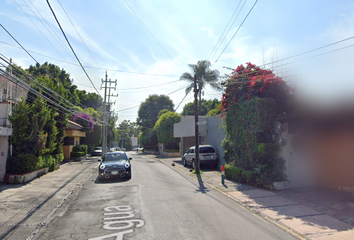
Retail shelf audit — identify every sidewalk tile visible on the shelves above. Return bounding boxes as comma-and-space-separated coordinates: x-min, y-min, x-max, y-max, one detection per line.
279, 214, 353, 235
260, 205, 322, 220
309, 229, 354, 240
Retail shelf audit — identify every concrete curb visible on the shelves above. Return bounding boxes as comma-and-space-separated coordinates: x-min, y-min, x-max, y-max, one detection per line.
148, 155, 307, 240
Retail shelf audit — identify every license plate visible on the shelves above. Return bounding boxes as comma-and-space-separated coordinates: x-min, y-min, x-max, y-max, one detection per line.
111, 171, 118, 175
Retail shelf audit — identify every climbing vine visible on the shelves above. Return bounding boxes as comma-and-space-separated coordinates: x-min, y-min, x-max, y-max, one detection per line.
221, 62, 293, 189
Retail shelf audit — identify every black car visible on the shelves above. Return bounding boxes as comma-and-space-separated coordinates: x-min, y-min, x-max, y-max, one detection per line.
98, 151, 132, 180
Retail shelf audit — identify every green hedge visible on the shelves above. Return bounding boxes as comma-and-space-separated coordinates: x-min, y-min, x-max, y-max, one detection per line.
224, 164, 257, 186
72, 145, 88, 155
6, 153, 63, 174
71, 151, 85, 158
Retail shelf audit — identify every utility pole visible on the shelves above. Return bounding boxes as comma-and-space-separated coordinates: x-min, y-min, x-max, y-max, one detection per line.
101, 72, 108, 156
107, 79, 118, 149
194, 75, 200, 173
101, 72, 118, 156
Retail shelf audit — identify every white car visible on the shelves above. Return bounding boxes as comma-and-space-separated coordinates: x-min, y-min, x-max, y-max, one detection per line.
182, 145, 218, 169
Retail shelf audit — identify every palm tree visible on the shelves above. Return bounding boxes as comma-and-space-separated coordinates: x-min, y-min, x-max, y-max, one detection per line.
179, 60, 221, 115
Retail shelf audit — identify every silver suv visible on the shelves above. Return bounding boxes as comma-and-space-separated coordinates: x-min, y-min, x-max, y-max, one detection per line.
182, 145, 218, 169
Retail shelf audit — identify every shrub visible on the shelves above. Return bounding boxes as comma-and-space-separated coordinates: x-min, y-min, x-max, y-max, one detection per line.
72, 145, 88, 154
71, 151, 85, 158
6, 154, 39, 174
225, 164, 243, 182
242, 170, 257, 185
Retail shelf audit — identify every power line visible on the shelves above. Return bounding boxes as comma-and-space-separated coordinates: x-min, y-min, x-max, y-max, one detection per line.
22, 0, 73, 58
208, 0, 245, 60
15, 0, 82, 85
260, 35, 354, 69
174, 93, 188, 111
0, 41, 180, 78
0, 25, 89, 110
212, 0, 259, 67
0, 24, 37, 63
0, 53, 87, 114
57, 0, 104, 75
46, 0, 101, 96
118, 80, 179, 90
123, 0, 184, 71
117, 83, 190, 113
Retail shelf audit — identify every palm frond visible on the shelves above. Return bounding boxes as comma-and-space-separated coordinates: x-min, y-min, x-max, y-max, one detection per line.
185, 83, 194, 95
209, 82, 223, 91
179, 72, 194, 82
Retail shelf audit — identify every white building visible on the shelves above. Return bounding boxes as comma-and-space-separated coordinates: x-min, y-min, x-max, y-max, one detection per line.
0, 74, 29, 182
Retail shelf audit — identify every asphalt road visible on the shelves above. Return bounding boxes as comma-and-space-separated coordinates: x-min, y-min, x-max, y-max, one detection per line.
38, 152, 299, 240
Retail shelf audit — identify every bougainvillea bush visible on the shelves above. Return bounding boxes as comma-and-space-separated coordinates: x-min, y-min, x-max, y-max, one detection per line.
221, 62, 293, 189
72, 113, 94, 132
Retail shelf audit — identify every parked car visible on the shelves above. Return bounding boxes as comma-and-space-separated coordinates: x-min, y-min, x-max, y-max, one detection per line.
92, 147, 103, 156
182, 145, 218, 169
98, 151, 132, 180
92, 147, 109, 156
109, 147, 115, 152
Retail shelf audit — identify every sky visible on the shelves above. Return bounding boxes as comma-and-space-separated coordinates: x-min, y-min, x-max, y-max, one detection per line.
1, 0, 354, 123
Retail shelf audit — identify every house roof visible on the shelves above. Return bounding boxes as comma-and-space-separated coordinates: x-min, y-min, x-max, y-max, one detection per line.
67, 120, 83, 130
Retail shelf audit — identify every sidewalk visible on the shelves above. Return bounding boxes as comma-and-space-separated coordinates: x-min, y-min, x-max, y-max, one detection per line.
149, 154, 354, 240
0, 157, 98, 240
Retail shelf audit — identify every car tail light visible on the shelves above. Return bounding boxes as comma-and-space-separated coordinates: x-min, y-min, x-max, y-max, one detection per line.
216, 154, 218, 159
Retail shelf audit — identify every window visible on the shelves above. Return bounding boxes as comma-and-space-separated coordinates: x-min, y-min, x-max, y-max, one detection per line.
190, 149, 194, 154
103, 153, 128, 161
199, 147, 215, 153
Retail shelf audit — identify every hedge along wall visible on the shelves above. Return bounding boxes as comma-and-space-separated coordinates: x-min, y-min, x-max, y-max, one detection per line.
221, 62, 293, 189
222, 98, 286, 188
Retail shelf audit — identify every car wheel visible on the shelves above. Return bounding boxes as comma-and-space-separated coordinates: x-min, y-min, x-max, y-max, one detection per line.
192, 159, 195, 170
183, 158, 187, 167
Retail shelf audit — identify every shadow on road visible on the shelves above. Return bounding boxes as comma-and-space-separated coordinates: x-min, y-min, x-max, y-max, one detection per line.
195, 173, 209, 194
94, 176, 131, 184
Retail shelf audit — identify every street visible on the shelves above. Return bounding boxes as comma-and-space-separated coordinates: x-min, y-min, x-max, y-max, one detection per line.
34, 152, 298, 240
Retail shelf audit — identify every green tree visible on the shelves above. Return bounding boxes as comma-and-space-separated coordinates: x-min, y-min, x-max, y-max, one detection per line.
137, 94, 174, 129
154, 111, 181, 149
116, 120, 139, 150
43, 109, 59, 155
8, 99, 33, 155
180, 60, 221, 115
30, 97, 51, 156
181, 98, 221, 116
27, 62, 79, 104
77, 90, 103, 110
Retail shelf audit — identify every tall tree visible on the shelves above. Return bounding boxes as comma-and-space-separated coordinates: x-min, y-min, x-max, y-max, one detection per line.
137, 94, 174, 129
154, 111, 181, 149
179, 60, 221, 115
181, 98, 221, 116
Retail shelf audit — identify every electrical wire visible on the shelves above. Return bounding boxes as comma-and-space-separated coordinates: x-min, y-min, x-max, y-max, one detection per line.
0, 55, 92, 121
212, 0, 259, 67
208, 0, 246, 60
57, 0, 104, 75
123, 0, 184, 72
46, 0, 101, 96
0, 41, 180, 77
117, 83, 190, 113
15, 0, 83, 86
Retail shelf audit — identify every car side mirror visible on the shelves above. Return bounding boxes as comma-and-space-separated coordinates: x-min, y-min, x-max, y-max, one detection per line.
129, 157, 132, 160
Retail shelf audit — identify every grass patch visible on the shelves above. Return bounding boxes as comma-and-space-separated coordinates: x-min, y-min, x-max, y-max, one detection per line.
192, 170, 203, 174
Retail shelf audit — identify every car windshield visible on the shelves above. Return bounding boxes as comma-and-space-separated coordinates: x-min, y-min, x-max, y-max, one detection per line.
103, 153, 128, 162
95, 147, 102, 150
199, 147, 215, 153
